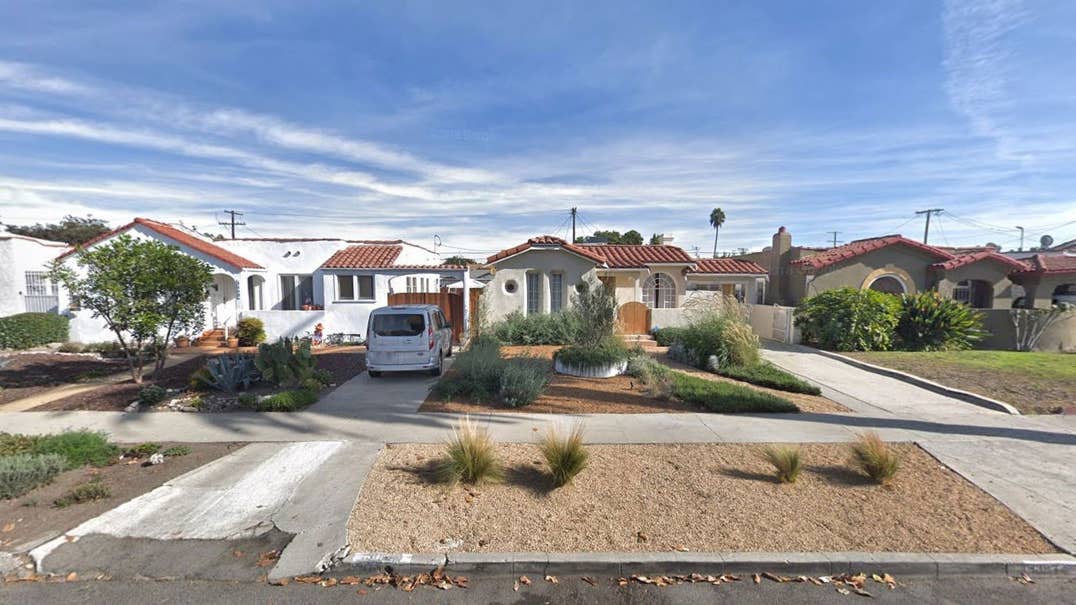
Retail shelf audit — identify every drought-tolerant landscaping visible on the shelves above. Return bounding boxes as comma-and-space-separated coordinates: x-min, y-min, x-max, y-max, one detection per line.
349, 440, 1057, 554
0, 431, 237, 550
0, 351, 127, 406
842, 350, 1076, 414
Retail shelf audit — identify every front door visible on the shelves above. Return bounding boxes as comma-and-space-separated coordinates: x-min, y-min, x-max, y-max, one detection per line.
210, 276, 234, 328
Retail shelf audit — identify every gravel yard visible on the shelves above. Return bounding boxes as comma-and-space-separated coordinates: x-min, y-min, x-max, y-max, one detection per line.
348, 443, 1057, 554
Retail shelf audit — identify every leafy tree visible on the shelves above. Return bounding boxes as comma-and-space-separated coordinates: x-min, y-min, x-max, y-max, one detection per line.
442, 255, 476, 266
709, 207, 726, 258
50, 235, 214, 382
621, 230, 644, 245
650, 233, 664, 245
6, 215, 111, 245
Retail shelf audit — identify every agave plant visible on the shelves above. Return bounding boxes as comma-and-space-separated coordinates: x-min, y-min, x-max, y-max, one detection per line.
199, 354, 258, 393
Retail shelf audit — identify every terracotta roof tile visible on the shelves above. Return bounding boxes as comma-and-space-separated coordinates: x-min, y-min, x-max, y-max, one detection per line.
577, 244, 694, 268
320, 245, 402, 269
1012, 253, 1076, 275
56, 218, 264, 270
486, 236, 606, 265
931, 250, 1029, 272
689, 258, 768, 274
790, 235, 953, 271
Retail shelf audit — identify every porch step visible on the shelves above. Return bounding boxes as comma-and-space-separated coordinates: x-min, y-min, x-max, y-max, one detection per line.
622, 334, 659, 348
198, 328, 228, 347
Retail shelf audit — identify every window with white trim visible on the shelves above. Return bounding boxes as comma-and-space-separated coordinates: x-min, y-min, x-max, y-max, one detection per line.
642, 272, 676, 309
526, 272, 542, 314
336, 275, 374, 301
279, 275, 314, 310
549, 273, 563, 312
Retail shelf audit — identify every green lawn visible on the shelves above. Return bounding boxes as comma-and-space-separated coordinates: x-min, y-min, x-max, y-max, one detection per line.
844, 351, 1075, 414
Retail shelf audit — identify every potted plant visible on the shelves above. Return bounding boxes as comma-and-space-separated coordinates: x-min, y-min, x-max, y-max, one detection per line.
174, 335, 190, 348
227, 335, 240, 348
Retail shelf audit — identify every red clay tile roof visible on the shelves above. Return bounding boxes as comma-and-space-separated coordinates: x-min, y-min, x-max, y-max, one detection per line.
320, 245, 402, 269
689, 258, 768, 275
486, 236, 607, 265
1012, 253, 1076, 275
56, 217, 264, 270
790, 235, 954, 271
931, 250, 1030, 272
577, 244, 694, 268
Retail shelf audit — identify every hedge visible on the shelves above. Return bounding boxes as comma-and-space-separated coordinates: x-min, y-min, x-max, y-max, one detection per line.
0, 312, 69, 349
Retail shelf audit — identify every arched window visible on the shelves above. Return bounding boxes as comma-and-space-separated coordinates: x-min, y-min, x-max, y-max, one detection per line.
867, 275, 906, 295
247, 275, 265, 311
642, 272, 677, 309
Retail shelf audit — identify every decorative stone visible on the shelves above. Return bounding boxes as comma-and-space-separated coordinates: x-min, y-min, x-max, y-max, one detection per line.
124, 401, 141, 413
554, 358, 628, 378
148, 453, 165, 465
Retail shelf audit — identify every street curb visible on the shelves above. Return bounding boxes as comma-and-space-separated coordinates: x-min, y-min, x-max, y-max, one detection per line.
329, 551, 1076, 578
814, 350, 1021, 415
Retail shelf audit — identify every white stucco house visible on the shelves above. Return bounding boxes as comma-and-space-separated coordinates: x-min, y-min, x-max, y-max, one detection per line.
482, 235, 768, 332
56, 218, 469, 343
0, 232, 70, 317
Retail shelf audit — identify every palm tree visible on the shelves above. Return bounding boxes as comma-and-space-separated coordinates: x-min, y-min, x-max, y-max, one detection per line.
709, 207, 726, 257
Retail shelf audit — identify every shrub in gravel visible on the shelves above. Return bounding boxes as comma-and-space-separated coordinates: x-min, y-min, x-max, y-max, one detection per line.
124, 442, 161, 458
0, 453, 68, 499
760, 445, 802, 483
161, 445, 192, 457
138, 384, 167, 406
54, 479, 111, 508
498, 358, 551, 407
31, 430, 118, 467
0, 433, 42, 456
257, 388, 318, 412
539, 424, 589, 487
437, 417, 502, 485
431, 338, 506, 401
849, 432, 900, 485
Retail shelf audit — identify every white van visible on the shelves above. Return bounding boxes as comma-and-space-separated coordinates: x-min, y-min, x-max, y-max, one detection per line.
366, 305, 453, 377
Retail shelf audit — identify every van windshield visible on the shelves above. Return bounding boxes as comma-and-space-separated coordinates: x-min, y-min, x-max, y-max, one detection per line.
372, 313, 425, 337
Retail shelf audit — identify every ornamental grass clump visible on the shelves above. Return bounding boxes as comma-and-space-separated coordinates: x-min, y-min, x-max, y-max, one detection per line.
437, 417, 502, 486
539, 424, 589, 488
849, 432, 900, 485
760, 445, 802, 483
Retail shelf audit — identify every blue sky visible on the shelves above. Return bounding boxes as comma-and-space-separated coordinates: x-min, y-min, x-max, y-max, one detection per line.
1, 0, 1074, 258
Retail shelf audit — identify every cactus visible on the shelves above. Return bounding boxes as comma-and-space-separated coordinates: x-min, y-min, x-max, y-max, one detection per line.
199, 354, 258, 393
254, 337, 317, 387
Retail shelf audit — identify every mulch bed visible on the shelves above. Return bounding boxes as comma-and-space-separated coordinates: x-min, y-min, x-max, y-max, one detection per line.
0, 442, 240, 551
419, 345, 848, 414
349, 443, 1059, 554
0, 354, 127, 406
311, 346, 367, 393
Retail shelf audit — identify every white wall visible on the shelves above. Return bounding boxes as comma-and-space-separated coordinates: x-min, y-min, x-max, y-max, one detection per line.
0, 235, 69, 317
484, 249, 599, 322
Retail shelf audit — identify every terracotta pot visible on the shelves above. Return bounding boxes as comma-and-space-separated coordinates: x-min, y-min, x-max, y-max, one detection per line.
174, 336, 190, 348
302, 304, 313, 311
227, 337, 240, 348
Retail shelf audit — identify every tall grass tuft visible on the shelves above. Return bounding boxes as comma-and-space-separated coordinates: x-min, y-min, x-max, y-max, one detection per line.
538, 423, 589, 487
760, 445, 802, 483
437, 417, 502, 485
849, 432, 900, 485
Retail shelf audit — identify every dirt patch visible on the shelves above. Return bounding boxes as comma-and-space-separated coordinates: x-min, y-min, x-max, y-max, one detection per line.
349, 443, 1057, 554
311, 346, 367, 392
0, 354, 126, 405
0, 442, 240, 551
420, 345, 846, 414
30, 356, 207, 411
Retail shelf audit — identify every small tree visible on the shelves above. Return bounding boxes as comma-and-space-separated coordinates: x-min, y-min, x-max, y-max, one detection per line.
1011, 304, 1073, 351
570, 279, 618, 346
50, 235, 214, 382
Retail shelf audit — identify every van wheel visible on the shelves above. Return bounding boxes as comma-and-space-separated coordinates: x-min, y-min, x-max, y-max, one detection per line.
369, 370, 382, 378
430, 354, 443, 377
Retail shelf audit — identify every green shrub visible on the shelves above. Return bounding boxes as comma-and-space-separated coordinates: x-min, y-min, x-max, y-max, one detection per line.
255, 337, 316, 387
312, 368, 334, 386
539, 424, 588, 487
670, 372, 798, 413
896, 292, 984, 351
849, 432, 900, 485
625, 353, 674, 398
188, 395, 205, 410
431, 338, 505, 401
570, 280, 618, 347
237, 392, 258, 409
257, 388, 318, 411
301, 377, 325, 393
795, 288, 901, 351
0, 453, 68, 499
491, 311, 581, 345
58, 342, 86, 353
235, 317, 267, 347
0, 433, 42, 457
124, 442, 161, 458
138, 385, 167, 405
675, 299, 760, 370
716, 363, 821, 395
85, 341, 123, 357
437, 417, 502, 485
31, 430, 118, 467
0, 312, 69, 349
554, 341, 629, 369
54, 480, 111, 508
652, 327, 687, 347
498, 358, 551, 407
161, 445, 191, 457
760, 445, 802, 483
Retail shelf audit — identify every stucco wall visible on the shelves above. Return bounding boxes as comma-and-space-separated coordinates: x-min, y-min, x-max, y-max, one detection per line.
484, 249, 598, 322
0, 236, 69, 317
1014, 274, 1076, 309
935, 261, 1017, 308
799, 246, 941, 303
977, 308, 1076, 352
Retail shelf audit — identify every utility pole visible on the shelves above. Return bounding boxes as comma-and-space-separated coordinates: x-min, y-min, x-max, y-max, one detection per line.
570, 207, 577, 242
218, 210, 245, 240
1016, 226, 1024, 251
915, 208, 943, 244
827, 231, 841, 248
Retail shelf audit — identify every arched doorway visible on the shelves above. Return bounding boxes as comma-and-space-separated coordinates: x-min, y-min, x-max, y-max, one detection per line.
867, 275, 907, 295
954, 279, 994, 308
642, 272, 677, 309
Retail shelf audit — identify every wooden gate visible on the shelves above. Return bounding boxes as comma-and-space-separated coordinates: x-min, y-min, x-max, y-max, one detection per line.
617, 301, 651, 334
387, 290, 481, 344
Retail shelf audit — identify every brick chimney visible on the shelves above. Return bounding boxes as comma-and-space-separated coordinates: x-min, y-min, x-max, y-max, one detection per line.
769, 226, 792, 304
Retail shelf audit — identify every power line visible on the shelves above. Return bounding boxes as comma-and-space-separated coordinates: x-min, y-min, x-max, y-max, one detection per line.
218, 209, 245, 240
915, 208, 944, 244
826, 231, 841, 248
